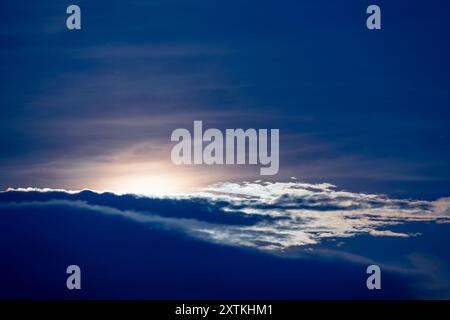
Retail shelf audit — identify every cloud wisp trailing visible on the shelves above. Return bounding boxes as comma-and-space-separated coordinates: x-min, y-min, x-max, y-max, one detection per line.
3, 180, 450, 251
194, 181, 450, 249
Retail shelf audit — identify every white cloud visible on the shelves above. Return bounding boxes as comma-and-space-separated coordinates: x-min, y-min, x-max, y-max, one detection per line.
193, 181, 450, 249
3, 181, 450, 251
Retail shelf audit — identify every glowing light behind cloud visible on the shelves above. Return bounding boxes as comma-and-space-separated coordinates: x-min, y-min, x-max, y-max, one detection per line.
38, 142, 275, 196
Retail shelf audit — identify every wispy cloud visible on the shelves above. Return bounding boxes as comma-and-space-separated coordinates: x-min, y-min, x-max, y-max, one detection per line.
4, 180, 450, 251
194, 181, 450, 249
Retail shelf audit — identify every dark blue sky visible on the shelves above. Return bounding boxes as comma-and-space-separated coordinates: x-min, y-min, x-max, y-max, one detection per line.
1, 0, 450, 199
3, 189, 449, 299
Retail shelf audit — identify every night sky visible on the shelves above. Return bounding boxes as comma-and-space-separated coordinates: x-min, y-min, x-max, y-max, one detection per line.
1, 0, 450, 300
1, 0, 450, 198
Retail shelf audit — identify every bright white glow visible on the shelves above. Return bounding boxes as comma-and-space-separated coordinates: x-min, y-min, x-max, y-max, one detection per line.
107, 173, 190, 196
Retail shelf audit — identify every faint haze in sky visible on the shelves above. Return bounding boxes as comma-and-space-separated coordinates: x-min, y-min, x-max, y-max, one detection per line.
0, 0, 449, 199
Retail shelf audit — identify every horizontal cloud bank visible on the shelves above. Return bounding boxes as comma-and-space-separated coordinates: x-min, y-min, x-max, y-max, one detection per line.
3, 181, 450, 251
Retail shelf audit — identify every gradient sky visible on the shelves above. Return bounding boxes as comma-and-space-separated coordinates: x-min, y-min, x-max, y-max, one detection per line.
1, 0, 450, 198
